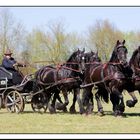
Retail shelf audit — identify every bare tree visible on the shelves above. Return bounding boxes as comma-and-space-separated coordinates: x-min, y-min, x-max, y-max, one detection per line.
123, 31, 140, 60
87, 19, 124, 61
25, 20, 82, 66
0, 9, 25, 61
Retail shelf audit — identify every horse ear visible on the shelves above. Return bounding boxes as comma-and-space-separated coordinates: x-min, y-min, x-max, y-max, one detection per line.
96, 50, 98, 55
95, 51, 98, 57
90, 50, 93, 53
77, 48, 80, 53
138, 46, 140, 53
82, 48, 85, 53
116, 40, 120, 46
122, 40, 125, 45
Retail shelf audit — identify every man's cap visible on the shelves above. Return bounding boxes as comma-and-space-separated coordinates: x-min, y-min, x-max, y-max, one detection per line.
4, 49, 12, 55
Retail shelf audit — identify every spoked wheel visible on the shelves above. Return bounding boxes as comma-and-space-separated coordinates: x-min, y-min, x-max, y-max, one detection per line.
20, 98, 25, 113
31, 93, 48, 113
5, 90, 24, 113
0, 96, 2, 110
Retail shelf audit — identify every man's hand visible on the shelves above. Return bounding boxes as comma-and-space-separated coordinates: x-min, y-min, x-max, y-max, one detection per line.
16, 62, 26, 67
13, 63, 18, 67
22, 64, 26, 67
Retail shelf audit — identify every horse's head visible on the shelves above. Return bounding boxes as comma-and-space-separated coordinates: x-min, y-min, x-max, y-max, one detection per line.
85, 51, 101, 63
135, 46, 140, 67
110, 40, 128, 66
130, 46, 140, 69
80, 50, 101, 72
66, 48, 85, 73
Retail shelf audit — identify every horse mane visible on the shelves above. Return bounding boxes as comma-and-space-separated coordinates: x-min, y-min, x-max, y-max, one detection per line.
109, 41, 126, 62
66, 50, 78, 62
129, 48, 139, 65
109, 50, 117, 62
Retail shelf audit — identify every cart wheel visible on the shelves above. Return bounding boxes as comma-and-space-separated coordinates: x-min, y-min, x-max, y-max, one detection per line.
31, 94, 48, 113
0, 96, 2, 110
5, 90, 24, 113
20, 99, 25, 113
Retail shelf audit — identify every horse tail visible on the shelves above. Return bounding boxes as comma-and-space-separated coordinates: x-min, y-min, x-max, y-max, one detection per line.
97, 87, 109, 103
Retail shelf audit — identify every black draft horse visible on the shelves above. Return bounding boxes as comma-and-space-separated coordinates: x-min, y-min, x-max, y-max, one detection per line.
33, 49, 85, 114
128, 46, 140, 104
81, 51, 102, 114
129, 46, 140, 92
81, 40, 138, 116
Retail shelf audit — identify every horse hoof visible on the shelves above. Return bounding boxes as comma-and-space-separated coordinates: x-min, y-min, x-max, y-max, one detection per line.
80, 108, 86, 114
48, 105, 56, 114
126, 100, 135, 108
69, 106, 76, 114
113, 111, 126, 117
113, 110, 120, 117
63, 107, 68, 113
55, 102, 64, 110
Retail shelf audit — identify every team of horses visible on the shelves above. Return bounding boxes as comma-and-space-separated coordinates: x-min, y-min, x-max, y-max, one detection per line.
32, 40, 140, 116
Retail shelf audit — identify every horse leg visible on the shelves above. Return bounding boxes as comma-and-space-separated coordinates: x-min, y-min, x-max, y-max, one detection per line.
82, 87, 93, 114
110, 93, 120, 116
95, 90, 104, 116
55, 90, 68, 112
96, 86, 109, 116
86, 91, 94, 114
82, 88, 89, 107
126, 80, 138, 108
48, 93, 57, 114
75, 88, 85, 114
60, 89, 69, 110
118, 94, 125, 116
69, 90, 77, 114
112, 86, 125, 116
126, 92, 138, 108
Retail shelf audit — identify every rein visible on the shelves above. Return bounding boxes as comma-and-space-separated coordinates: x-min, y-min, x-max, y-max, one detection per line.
85, 61, 122, 65
82, 61, 127, 88
54, 61, 83, 73
57, 64, 81, 73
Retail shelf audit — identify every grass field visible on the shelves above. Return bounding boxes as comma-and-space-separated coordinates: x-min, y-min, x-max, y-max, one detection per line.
0, 91, 140, 135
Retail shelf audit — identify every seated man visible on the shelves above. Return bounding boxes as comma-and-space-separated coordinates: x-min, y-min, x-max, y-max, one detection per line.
2, 48, 26, 85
